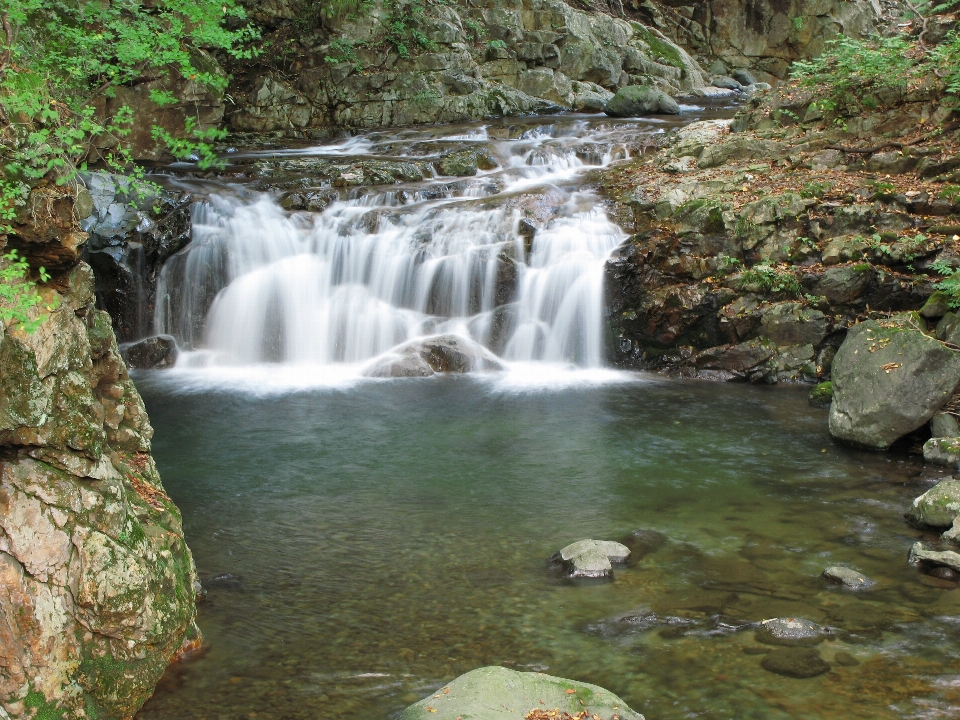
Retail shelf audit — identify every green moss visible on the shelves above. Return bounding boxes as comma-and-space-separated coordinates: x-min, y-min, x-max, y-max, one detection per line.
809, 381, 833, 407
24, 689, 66, 720
631, 23, 684, 68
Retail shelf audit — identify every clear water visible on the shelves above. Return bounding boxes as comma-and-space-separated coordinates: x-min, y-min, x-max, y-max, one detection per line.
135, 375, 960, 720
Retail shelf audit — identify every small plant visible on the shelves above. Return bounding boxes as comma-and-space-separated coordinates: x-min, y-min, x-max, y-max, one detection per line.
800, 181, 832, 199
488, 39, 508, 51
930, 258, 956, 276
716, 254, 743, 275
870, 180, 897, 195
738, 262, 802, 296
936, 271, 960, 308
0, 249, 53, 333
324, 39, 364, 73
464, 19, 486, 41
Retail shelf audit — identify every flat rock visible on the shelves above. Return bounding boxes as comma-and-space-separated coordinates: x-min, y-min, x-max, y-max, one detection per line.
551, 539, 631, 580
822, 566, 875, 589
909, 542, 960, 572
756, 617, 829, 646
400, 666, 644, 720
905, 477, 960, 527
760, 648, 830, 678
828, 317, 960, 449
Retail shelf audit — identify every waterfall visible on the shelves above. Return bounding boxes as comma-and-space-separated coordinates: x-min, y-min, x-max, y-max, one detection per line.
153, 118, 648, 375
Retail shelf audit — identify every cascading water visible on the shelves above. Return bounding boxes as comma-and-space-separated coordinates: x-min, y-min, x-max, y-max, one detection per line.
153, 117, 665, 378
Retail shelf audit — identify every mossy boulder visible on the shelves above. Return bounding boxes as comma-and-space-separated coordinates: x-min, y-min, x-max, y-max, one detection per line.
809, 381, 833, 407
437, 148, 498, 177
400, 666, 644, 720
906, 478, 960, 527
828, 317, 960, 448
923, 437, 960, 467
604, 85, 680, 117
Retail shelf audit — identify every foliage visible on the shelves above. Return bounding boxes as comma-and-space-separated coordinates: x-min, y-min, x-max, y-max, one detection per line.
790, 34, 915, 114
385, 0, 437, 58
936, 271, 960, 308
324, 39, 364, 72
738, 262, 802, 295
0, 249, 53, 333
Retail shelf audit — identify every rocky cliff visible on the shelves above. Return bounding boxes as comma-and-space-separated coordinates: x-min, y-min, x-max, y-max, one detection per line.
0, 188, 199, 720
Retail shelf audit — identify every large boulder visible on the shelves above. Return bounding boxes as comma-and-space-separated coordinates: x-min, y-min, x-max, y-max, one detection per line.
362, 334, 505, 378
905, 478, 960, 528
400, 666, 644, 720
604, 85, 680, 117
829, 318, 960, 448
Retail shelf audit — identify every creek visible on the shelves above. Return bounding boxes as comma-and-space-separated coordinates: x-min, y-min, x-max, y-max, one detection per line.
132, 106, 960, 719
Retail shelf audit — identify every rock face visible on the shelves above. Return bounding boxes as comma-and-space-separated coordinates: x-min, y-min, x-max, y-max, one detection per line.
634, 0, 879, 81
362, 334, 505, 378
228, 0, 704, 131
604, 85, 680, 116
400, 666, 644, 720
551, 539, 631, 579
1, 190, 198, 720
905, 478, 960, 528
828, 318, 960, 449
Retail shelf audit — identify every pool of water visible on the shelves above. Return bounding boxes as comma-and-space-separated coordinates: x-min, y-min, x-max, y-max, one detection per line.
135, 373, 960, 720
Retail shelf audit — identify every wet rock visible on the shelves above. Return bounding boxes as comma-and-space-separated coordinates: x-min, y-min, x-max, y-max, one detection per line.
943, 516, 960, 542
400, 666, 644, 720
760, 648, 830, 678
550, 539, 630, 580
922, 437, 960, 467
604, 85, 680, 117
822, 566, 875, 589
621, 529, 667, 564
909, 542, 960, 572
436, 148, 498, 177
755, 617, 829, 646
931, 412, 960, 438
361, 334, 504, 378
833, 651, 860, 667
809, 381, 833, 408
928, 565, 959, 580
921, 291, 951, 318
828, 316, 960, 449
758, 302, 828, 347
119, 335, 179, 370
906, 477, 960, 528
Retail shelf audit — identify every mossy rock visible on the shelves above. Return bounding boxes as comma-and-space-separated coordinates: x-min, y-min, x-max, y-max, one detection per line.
400, 666, 644, 720
906, 477, 960, 527
809, 381, 833, 407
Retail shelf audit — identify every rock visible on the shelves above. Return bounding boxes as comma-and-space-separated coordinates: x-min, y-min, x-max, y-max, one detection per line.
813, 264, 874, 304
621, 529, 667, 562
712, 75, 742, 90
604, 85, 680, 117
731, 68, 758, 86
921, 291, 951, 318
923, 437, 960, 467
828, 317, 960, 449
755, 617, 829, 646
437, 148, 498, 177
760, 648, 831, 678
905, 477, 960, 528
697, 136, 779, 169
570, 80, 614, 112
399, 666, 644, 720
550, 539, 631, 580
930, 413, 960, 438
362, 334, 505, 378
120, 335, 179, 370
909, 542, 960, 572
937, 312, 960, 345
758, 302, 828, 347
809, 381, 833, 407
943, 516, 960, 542
708, 59, 729, 76
833, 651, 860, 667
822, 566, 875, 589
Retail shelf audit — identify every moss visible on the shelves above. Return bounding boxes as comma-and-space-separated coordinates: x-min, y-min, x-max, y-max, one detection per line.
809, 381, 833, 407
24, 689, 66, 720
631, 23, 684, 68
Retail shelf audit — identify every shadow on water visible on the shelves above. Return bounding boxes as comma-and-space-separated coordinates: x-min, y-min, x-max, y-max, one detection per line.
136, 375, 960, 720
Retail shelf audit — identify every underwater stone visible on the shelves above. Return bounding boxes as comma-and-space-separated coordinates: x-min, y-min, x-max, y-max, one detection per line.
760, 648, 830, 678
822, 566, 875, 589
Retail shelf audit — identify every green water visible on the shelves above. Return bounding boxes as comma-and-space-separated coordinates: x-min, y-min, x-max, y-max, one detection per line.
135, 374, 960, 720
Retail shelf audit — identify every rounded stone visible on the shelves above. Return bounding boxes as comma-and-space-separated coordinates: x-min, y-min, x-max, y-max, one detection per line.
760, 648, 830, 678
756, 617, 828, 646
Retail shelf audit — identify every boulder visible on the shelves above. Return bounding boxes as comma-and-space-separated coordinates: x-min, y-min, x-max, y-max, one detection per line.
570, 80, 614, 112
822, 566, 875, 589
758, 302, 828, 347
923, 437, 960, 467
921, 291, 951, 318
937, 311, 960, 345
909, 542, 960, 572
760, 648, 830, 679
550, 539, 630, 580
400, 666, 644, 720
362, 334, 505, 378
697, 136, 779, 169
604, 85, 680, 117
905, 477, 960, 528
731, 68, 758, 86
712, 76, 742, 90
828, 318, 960, 449
932, 412, 960, 437
436, 148, 498, 177
120, 335, 179, 370
808, 381, 833, 408
755, 617, 829, 646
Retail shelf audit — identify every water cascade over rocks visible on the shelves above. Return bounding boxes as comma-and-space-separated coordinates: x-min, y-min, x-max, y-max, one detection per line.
152, 116, 696, 380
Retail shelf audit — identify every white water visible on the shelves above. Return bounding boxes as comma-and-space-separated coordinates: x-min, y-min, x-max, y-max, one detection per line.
153, 118, 659, 384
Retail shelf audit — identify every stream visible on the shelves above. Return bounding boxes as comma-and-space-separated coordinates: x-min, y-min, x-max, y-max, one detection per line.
132, 105, 960, 719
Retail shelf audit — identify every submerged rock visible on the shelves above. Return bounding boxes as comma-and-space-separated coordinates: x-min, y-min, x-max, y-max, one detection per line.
905, 477, 960, 528
551, 539, 631, 580
120, 334, 179, 369
822, 566, 875, 589
756, 617, 829, 646
760, 648, 830, 678
362, 334, 505, 378
828, 317, 960, 449
604, 85, 680, 117
400, 666, 644, 720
